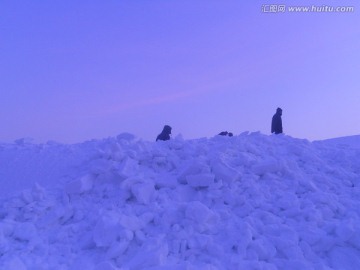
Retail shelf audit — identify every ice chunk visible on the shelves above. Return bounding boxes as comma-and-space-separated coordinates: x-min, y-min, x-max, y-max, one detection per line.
106, 240, 129, 259
178, 160, 211, 183
13, 222, 38, 242
329, 246, 360, 270
95, 261, 120, 270
185, 201, 213, 223
70, 256, 95, 270
0, 257, 27, 270
124, 241, 169, 269
65, 174, 93, 194
117, 157, 139, 179
14, 137, 34, 146
117, 132, 136, 141
154, 175, 178, 189
131, 182, 156, 204
211, 160, 240, 184
31, 182, 46, 201
93, 214, 121, 247
335, 222, 355, 241
247, 238, 276, 261
186, 173, 215, 187
119, 215, 143, 231
252, 158, 281, 176
0, 229, 9, 254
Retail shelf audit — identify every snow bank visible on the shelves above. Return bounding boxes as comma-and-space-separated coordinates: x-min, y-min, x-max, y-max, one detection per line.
1, 132, 360, 269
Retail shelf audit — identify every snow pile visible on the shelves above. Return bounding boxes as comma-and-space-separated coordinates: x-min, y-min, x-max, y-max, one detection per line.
1, 133, 360, 269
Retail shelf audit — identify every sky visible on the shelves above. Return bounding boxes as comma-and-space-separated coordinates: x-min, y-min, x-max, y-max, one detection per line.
1, 0, 360, 143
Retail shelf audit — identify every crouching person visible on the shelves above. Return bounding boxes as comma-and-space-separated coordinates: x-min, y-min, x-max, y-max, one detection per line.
218, 131, 233, 137
156, 125, 172, 141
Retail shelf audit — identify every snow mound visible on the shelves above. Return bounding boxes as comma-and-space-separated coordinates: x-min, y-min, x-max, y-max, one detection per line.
1, 133, 360, 269
316, 135, 360, 149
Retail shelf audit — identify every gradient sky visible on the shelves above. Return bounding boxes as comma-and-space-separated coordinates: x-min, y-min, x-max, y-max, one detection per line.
1, 1, 360, 143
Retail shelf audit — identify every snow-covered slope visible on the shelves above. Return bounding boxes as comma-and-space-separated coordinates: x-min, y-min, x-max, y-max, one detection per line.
316, 135, 360, 149
1, 132, 360, 270
0, 139, 100, 197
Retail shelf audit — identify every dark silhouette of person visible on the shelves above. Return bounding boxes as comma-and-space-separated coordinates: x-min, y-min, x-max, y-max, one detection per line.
271, 108, 283, 134
218, 131, 233, 137
156, 125, 172, 141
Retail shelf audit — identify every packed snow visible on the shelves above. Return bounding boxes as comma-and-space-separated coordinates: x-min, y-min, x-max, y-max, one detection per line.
1, 132, 360, 269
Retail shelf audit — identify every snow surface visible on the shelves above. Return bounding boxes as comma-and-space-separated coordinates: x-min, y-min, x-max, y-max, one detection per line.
316, 135, 360, 149
1, 132, 360, 269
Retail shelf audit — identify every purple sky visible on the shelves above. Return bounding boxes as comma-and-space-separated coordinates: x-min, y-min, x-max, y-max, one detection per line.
1, 1, 360, 143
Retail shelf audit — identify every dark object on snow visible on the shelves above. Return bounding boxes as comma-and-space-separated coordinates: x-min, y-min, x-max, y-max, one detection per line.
219, 131, 233, 137
156, 125, 172, 141
271, 108, 283, 134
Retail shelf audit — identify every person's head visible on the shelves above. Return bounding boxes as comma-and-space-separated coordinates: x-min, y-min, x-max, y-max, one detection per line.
276, 107, 282, 116
163, 125, 172, 134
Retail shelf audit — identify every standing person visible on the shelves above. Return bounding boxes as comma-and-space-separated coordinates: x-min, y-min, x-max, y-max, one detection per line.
271, 108, 283, 134
156, 125, 172, 141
